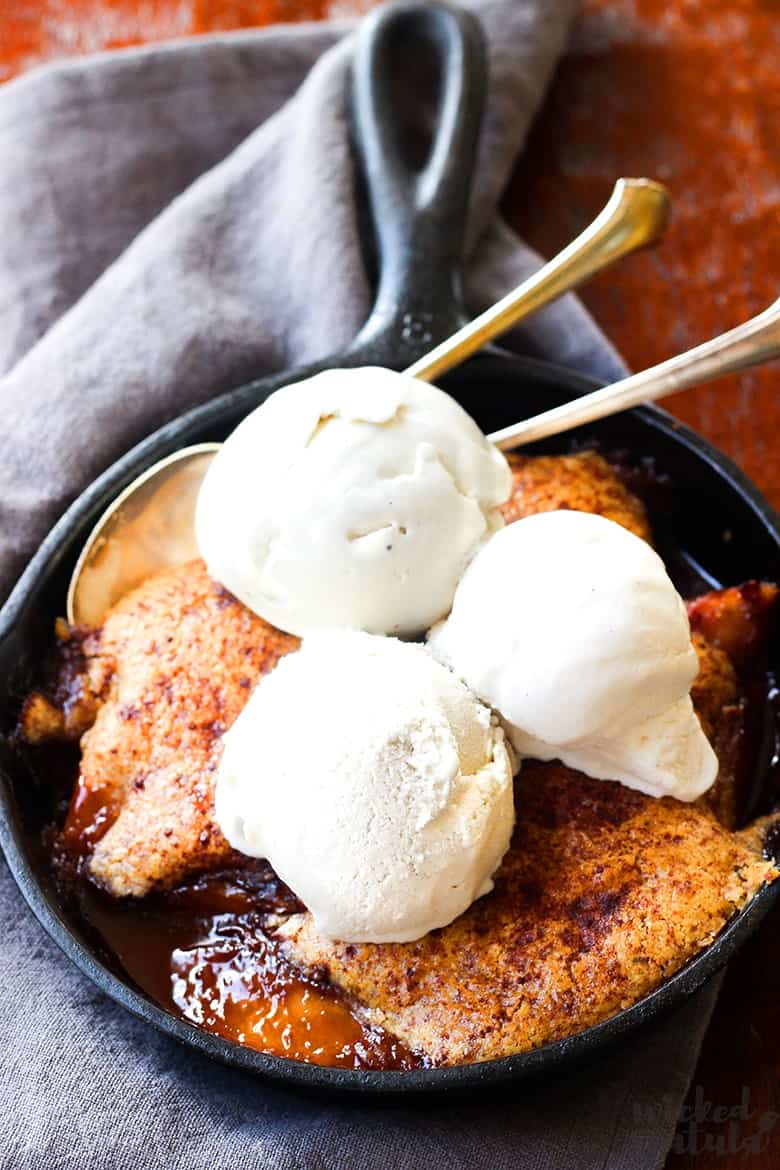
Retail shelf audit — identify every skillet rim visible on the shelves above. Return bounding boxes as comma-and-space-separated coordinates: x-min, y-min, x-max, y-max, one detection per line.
1, 350, 779, 1096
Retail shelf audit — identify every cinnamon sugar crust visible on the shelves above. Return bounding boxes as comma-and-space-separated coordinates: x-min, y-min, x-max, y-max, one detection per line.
278, 761, 775, 1065
29, 561, 298, 897
502, 451, 652, 541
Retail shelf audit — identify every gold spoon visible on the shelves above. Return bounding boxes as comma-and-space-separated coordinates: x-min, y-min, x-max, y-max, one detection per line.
67, 178, 668, 626
488, 294, 780, 451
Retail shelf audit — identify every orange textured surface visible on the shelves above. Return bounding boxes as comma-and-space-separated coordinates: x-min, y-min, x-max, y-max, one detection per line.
0, 1, 344, 80
506, 0, 780, 514
2, 0, 779, 1164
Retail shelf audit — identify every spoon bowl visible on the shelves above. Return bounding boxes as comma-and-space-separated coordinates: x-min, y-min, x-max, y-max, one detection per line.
67, 443, 220, 627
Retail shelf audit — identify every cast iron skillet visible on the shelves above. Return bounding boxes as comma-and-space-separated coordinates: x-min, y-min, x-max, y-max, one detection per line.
1, 0, 779, 1095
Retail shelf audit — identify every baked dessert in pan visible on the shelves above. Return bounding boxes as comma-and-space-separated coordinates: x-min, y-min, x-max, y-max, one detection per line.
18, 451, 778, 1069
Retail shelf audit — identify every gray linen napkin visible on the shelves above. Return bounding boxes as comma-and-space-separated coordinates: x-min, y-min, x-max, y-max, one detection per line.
0, 4, 715, 1167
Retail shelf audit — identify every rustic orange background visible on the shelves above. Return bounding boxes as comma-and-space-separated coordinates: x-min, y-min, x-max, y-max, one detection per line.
2, 1, 779, 1165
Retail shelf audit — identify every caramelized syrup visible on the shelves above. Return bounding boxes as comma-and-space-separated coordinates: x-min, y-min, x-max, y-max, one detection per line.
72, 864, 422, 1070
62, 779, 117, 852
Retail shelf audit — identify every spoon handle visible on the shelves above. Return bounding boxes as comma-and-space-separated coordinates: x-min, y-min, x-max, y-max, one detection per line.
489, 297, 780, 451
404, 177, 670, 383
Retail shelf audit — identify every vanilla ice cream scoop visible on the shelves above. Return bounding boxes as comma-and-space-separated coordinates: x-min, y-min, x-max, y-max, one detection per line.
196, 366, 511, 637
215, 632, 515, 943
428, 510, 717, 800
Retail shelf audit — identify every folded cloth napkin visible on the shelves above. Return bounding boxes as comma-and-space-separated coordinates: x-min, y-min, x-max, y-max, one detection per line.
0, 3, 716, 1167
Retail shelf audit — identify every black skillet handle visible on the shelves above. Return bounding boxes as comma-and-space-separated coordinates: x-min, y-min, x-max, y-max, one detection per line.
346, 0, 486, 369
